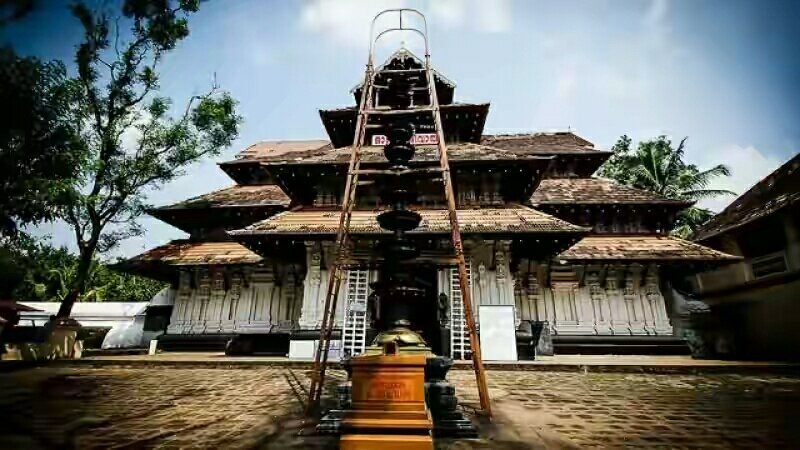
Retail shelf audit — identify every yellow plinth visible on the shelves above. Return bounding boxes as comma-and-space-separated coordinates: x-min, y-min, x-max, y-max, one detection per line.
340, 352, 433, 450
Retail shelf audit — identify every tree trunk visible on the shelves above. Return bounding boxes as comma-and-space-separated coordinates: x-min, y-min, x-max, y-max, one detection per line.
56, 246, 94, 318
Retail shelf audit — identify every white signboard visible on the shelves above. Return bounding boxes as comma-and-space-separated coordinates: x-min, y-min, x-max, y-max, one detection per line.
288, 339, 343, 361
371, 133, 439, 146
478, 305, 518, 361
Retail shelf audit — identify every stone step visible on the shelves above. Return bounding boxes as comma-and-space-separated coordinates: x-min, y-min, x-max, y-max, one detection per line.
340, 434, 433, 450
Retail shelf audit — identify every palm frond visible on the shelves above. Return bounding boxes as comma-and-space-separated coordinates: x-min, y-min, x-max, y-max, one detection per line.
689, 164, 731, 189
681, 189, 736, 200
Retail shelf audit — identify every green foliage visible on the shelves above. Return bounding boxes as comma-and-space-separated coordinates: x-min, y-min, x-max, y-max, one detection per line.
0, 234, 164, 303
49, 0, 241, 316
599, 135, 735, 238
0, 47, 85, 234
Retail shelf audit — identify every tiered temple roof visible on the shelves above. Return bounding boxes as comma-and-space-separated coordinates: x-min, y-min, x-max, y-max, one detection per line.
229, 206, 588, 238
532, 178, 692, 205
120, 47, 737, 280
558, 236, 739, 262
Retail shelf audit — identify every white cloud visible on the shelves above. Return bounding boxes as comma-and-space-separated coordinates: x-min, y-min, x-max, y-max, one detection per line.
474, 0, 512, 33
696, 145, 783, 213
299, 0, 513, 49
643, 0, 669, 29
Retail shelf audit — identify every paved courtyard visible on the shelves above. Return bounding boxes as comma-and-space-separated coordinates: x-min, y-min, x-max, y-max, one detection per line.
1, 366, 799, 449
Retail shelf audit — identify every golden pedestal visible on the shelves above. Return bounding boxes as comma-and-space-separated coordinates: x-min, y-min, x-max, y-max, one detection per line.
339, 350, 433, 450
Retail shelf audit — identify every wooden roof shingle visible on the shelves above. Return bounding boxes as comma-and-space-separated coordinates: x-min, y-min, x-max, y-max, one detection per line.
124, 240, 262, 266
155, 185, 290, 210
230, 206, 588, 237
480, 132, 602, 154
531, 178, 692, 205
558, 236, 741, 262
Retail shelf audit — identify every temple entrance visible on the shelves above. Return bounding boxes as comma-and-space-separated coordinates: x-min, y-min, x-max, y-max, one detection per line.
407, 265, 444, 355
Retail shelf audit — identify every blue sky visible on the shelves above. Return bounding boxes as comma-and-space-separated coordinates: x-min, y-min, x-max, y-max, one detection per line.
3, 0, 799, 259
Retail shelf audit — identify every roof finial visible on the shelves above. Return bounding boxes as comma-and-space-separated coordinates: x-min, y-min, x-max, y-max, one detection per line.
400, 40, 407, 49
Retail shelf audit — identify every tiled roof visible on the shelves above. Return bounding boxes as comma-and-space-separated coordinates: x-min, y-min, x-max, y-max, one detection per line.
558, 236, 741, 261
531, 178, 692, 205
124, 240, 262, 266
156, 185, 290, 210
232, 132, 604, 163
480, 132, 603, 154
235, 140, 331, 161
259, 143, 547, 165
230, 206, 588, 237
695, 153, 800, 241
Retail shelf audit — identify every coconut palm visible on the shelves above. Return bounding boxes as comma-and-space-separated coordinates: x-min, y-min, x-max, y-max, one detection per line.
599, 135, 734, 238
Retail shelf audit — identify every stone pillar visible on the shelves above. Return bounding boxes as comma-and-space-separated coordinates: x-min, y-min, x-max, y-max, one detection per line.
624, 265, 647, 335
234, 268, 255, 331
606, 266, 631, 335
299, 242, 324, 329
167, 271, 191, 334
220, 272, 242, 333
550, 265, 594, 335
191, 270, 211, 334
645, 266, 673, 335
493, 241, 516, 308
205, 271, 226, 333
587, 268, 612, 335
247, 269, 275, 332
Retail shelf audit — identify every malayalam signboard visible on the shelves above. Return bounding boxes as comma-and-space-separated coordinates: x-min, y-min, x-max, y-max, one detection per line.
371, 133, 439, 146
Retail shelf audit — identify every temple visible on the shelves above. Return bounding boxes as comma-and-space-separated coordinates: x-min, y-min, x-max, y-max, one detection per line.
119, 49, 738, 357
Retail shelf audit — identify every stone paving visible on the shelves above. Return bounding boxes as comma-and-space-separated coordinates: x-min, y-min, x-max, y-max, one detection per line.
1, 366, 799, 449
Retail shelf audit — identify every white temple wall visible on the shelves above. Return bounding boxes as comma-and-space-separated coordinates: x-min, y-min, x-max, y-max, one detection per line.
297, 242, 348, 329
513, 262, 674, 336
166, 241, 672, 339
465, 240, 516, 326
167, 264, 303, 335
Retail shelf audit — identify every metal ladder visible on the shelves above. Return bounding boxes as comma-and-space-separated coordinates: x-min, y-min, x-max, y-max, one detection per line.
341, 270, 370, 357
307, 8, 492, 418
449, 262, 472, 361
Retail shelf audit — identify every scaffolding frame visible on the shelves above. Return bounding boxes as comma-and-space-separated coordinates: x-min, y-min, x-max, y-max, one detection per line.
306, 8, 492, 418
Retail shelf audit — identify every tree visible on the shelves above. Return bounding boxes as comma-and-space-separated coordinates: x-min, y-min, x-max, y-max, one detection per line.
598, 135, 734, 238
0, 48, 84, 234
54, 0, 240, 318
0, 237, 164, 303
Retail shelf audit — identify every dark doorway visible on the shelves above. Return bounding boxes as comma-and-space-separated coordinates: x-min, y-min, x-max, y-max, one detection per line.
407, 265, 443, 355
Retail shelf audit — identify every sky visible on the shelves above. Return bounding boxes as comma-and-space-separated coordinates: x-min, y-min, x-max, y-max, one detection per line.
3, 0, 799, 259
